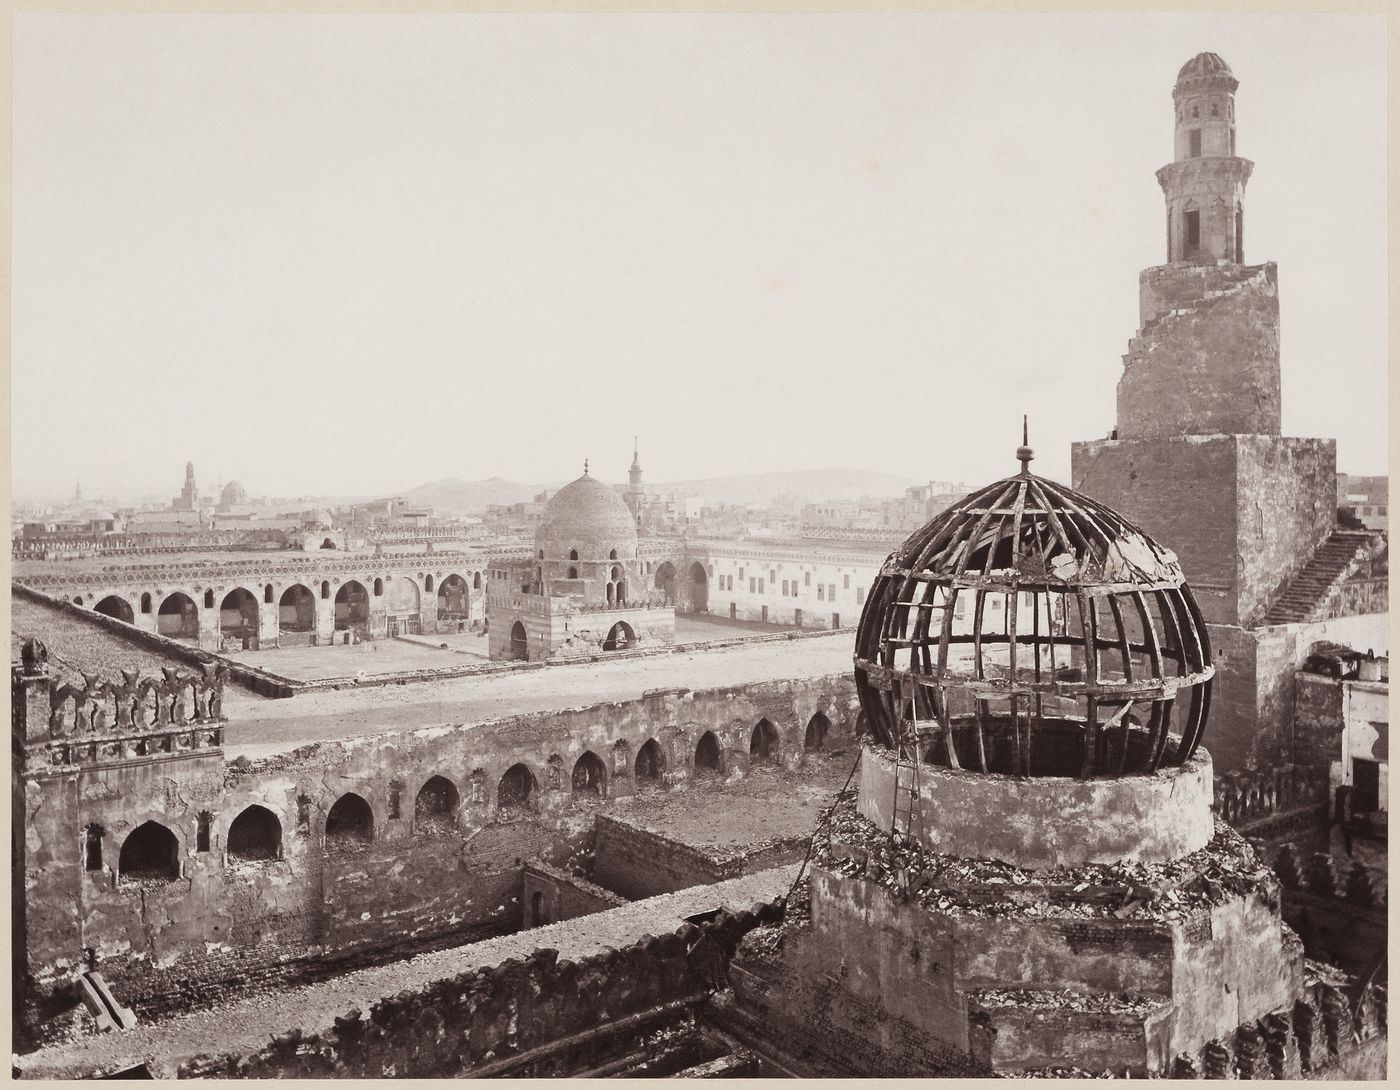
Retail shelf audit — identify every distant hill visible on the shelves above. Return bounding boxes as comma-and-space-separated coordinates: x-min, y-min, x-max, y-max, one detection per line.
391, 477, 542, 515
654, 469, 920, 507
390, 469, 921, 515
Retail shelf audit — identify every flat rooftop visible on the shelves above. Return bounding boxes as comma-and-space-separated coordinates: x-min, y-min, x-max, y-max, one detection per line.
226, 631, 854, 758
607, 757, 854, 857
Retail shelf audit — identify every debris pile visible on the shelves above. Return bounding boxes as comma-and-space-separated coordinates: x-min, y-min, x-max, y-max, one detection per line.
813, 795, 1275, 922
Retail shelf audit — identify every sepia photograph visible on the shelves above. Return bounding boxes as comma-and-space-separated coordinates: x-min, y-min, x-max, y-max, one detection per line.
8, 8, 1389, 1079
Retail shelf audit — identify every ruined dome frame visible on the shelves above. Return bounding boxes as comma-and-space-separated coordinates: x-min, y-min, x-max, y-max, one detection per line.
853, 452, 1213, 779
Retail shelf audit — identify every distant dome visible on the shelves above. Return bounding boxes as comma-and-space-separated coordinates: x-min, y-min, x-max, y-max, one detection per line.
853, 451, 1213, 778
219, 480, 248, 508
536, 472, 638, 560
1175, 52, 1234, 87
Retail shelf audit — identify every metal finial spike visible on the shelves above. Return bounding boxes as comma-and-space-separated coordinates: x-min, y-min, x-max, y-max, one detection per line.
584, 458, 589, 476
1016, 415, 1034, 475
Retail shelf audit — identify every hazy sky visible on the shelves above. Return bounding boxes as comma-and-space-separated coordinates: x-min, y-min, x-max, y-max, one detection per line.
12, 13, 1387, 504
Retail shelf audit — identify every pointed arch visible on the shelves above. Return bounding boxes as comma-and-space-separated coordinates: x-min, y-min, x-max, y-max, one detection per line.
325, 792, 374, 847
635, 738, 665, 785
94, 595, 134, 624
572, 751, 607, 797
119, 820, 180, 883
751, 718, 780, 765
227, 805, 282, 862
695, 730, 722, 774
414, 775, 460, 834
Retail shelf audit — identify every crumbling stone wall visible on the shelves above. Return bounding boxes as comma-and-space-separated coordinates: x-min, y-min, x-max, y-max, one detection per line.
18, 663, 857, 1022
1118, 263, 1280, 440
522, 861, 627, 927
174, 900, 784, 1079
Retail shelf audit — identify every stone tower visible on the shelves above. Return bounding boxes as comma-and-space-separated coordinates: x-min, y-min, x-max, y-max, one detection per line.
174, 460, 200, 512
1117, 52, 1280, 440
624, 438, 645, 528
1070, 54, 1386, 774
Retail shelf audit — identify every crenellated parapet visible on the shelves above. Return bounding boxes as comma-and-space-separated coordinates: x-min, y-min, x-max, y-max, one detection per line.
11, 638, 226, 772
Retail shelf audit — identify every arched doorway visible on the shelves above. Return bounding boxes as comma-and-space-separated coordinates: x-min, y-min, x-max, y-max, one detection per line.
278, 584, 317, 634
602, 621, 635, 652
438, 575, 469, 621
220, 588, 260, 641
94, 595, 134, 624
654, 561, 678, 605
694, 731, 722, 775
509, 621, 528, 661
805, 712, 830, 753
325, 793, 374, 848
414, 775, 460, 835
751, 718, 780, 765
156, 592, 199, 640
119, 821, 180, 884
572, 752, 607, 797
688, 562, 708, 612
635, 738, 665, 786
334, 580, 369, 633
531, 890, 547, 927
227, 805, 282, 862
497, 764, 537, 815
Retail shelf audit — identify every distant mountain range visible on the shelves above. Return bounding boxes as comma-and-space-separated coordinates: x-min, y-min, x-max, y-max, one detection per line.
388, 469, 922, 515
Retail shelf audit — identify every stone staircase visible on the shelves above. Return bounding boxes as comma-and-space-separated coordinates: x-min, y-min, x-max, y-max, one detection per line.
1260, 530, 1378, 626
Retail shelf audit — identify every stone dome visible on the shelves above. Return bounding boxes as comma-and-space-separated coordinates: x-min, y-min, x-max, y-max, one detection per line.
1175, 52, 1235, 88
536, 471, 639, 561
853, 446, 1213, 778
219, 480, 248, 508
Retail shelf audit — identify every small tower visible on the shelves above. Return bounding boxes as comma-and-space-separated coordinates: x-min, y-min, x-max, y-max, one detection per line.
1156, 52, 1251, 264
624, 438, 645, 528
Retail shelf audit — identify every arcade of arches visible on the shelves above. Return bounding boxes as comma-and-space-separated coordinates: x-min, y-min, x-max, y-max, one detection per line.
61, 565, 487, 650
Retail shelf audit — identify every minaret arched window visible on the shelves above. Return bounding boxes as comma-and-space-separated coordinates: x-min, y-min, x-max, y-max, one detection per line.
1184, 207, 1200, 252
1188, 129, 1201, 158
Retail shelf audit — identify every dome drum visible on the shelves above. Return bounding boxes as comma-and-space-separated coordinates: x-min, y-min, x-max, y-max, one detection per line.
854, 466, 1213, 779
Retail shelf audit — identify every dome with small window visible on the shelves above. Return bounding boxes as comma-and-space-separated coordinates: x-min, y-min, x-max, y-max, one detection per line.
536, 467, 639, 562
853, 429, 1213, 778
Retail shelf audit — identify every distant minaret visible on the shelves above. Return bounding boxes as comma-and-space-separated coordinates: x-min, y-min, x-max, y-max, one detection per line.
73, 481, 81, 504
624, 438, 645, 528
176, 461, 199, 512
